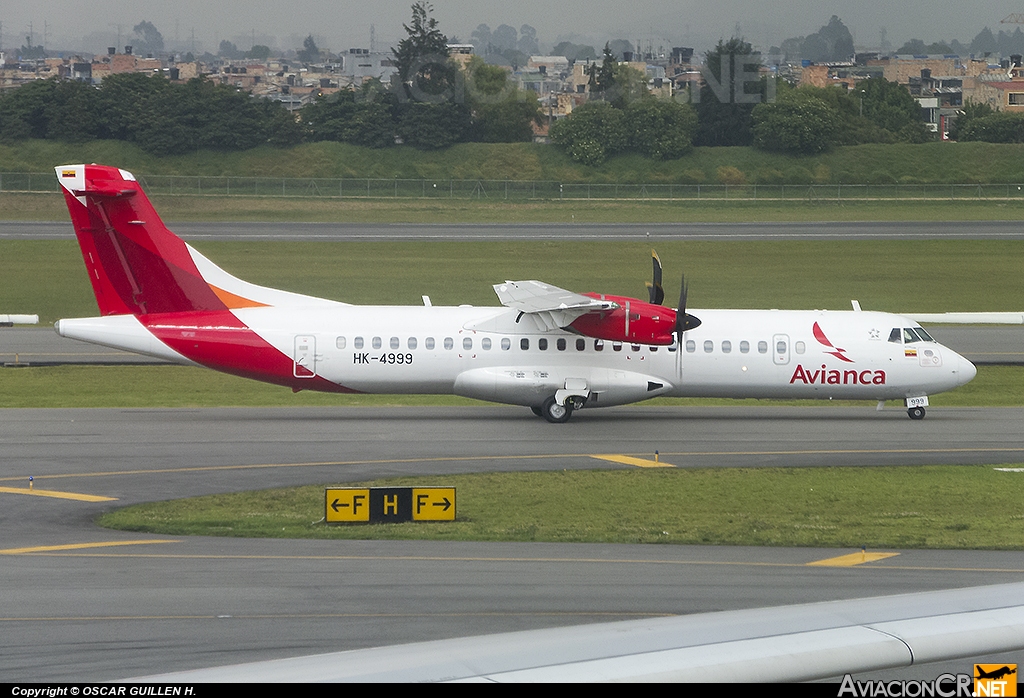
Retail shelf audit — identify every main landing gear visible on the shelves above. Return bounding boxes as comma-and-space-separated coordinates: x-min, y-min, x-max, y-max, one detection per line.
533, 395, 585, 423
907, 406, 926, 420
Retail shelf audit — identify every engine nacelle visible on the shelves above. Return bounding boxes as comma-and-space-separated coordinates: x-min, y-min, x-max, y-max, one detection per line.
569, 294, 677, 345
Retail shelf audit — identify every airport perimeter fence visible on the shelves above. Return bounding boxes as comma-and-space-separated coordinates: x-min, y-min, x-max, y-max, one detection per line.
5, 172, 1024, 202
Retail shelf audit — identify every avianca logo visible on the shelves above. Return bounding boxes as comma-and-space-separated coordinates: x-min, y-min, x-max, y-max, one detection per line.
790, 364, 886, 385
813, 322, 854, 362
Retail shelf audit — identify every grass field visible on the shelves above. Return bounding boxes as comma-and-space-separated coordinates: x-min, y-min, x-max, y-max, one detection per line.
4, 239, 1023, 325
5, 191, 1024, 223
97, 466, 1024, 549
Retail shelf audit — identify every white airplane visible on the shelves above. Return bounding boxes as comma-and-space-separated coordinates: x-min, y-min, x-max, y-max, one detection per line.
54, 164, 976, 421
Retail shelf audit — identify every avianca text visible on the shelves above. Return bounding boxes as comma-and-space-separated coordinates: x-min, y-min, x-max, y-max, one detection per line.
790, 364, 886, 385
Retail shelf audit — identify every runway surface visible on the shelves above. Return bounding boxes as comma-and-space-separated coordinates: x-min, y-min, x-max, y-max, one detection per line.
3, 219, 1024, 241
3, 406, 1024, 681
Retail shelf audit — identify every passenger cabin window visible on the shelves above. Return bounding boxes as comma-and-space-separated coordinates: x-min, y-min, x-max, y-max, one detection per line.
612, 342, 622, 352
686, 340, 696, 353
501, 338, 511, 350
631, 344, 641, 352
576, 338, 586, 351
463, 337, 473, 350
521, 338, 529, 350
372, 337, 382, 350
354, 336, 364, 349
557, 338, 566, 351
704, 340, 714, 353
758, 341, 768, 354
444, 337, 453, 350
795, 341, 805, 354
740, 340, 750, 354
594, 339, 604, 351
538, 338, 548, 351
425, 337, 435, 350
482, 338, 492, 350
408, 337, 417, 350
721, 340, 732, 354
336, 337, 346, 349
776, 340, 787, 355
390, 337, 400, 350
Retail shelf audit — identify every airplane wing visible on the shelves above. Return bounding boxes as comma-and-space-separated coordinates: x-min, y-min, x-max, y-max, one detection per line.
127, 581, 1024, 682
493, 280, 618, 332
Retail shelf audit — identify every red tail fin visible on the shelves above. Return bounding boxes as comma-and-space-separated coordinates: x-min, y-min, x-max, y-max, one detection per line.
56, 164, 230, 316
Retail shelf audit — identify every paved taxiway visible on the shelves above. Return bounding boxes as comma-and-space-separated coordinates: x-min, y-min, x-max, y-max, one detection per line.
2, 219, 1024, 241
3, 406, 1024, 681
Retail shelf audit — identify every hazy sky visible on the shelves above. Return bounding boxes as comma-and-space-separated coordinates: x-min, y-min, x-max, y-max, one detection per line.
2, 0, 1018, 56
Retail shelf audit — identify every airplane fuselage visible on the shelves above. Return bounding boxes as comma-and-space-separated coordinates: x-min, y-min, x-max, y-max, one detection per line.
57, 305, 974, 409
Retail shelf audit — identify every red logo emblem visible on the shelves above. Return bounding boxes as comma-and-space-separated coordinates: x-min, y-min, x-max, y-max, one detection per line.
813, 322, 854, 363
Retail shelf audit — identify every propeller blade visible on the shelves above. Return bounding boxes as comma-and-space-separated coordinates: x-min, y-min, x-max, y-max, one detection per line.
646, 250, 665, 305
674, 272, 701, 336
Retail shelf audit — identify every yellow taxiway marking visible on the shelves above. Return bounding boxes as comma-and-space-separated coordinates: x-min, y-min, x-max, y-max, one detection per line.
591, 454, 675, 468
807, 551, 901, 567
0, 486, 116, 502
0, 540, 178, 555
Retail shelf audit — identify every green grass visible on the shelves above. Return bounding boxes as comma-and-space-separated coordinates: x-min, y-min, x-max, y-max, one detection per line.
4, 239, 1024, 325
3, 140, 1024, 184
0, 364, 1016, 409
5, 191, 1024, 223
97, 466, 1024, 549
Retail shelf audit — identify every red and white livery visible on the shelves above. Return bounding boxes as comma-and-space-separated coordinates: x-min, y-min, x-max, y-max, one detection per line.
55, 164, 976, 422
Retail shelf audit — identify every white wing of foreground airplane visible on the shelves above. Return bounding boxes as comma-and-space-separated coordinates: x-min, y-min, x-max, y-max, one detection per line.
54, 164, 977, 422
129, 582, 1024, 682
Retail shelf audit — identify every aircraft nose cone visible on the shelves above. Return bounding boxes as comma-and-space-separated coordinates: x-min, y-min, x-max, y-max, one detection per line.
958, 354, 977, 386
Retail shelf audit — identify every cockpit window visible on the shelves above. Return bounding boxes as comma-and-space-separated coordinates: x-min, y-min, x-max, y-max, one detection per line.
903, 327, 933, 343
888, 328, 902, 344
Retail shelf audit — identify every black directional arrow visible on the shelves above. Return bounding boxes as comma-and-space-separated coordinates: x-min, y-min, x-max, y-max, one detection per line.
331, 499, 350, 512
433, 498, 452, 511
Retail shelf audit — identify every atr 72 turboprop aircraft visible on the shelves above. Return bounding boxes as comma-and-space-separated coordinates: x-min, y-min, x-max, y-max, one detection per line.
55, 164, 976, 422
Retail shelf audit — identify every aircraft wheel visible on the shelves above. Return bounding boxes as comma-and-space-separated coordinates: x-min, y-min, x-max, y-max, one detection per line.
541, 396, 573, 424
907, 406, 926, 420
530, 406, 543, 418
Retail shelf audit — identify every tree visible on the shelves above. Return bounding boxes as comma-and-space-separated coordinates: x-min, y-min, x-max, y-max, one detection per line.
589, 44, 617, 101
302, 83, 397, 148
946, 100, 994, 141
219, 40, 244, 59
132, 21, 164, 55
955, 111, 1024, 143
297, 35, 320, 64
518, 25, 539, 56
549, 101, 626, 165
623, 100, 697, 159
392, 3, 457, 101
693, 38, 765, 147
464, 57, 541, 142
752, 92, 839, 154
470, 24, 492, 53
247, 45, 271, 61
395, 101, 471, 149
858, 77, 930, 142
552, 42, 596, 61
